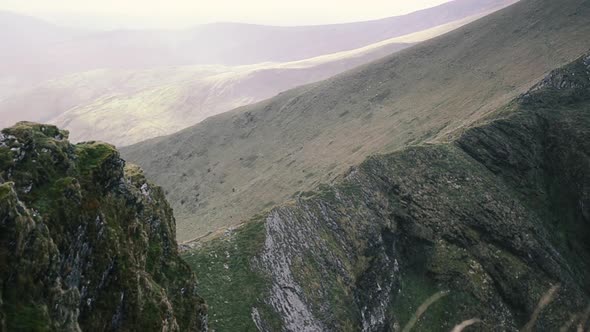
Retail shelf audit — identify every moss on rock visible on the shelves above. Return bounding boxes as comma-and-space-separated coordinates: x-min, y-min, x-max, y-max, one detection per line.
0, 122, 206, 331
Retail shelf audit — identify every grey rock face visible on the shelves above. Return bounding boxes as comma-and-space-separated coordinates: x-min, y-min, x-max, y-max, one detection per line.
257, 211, 324, 332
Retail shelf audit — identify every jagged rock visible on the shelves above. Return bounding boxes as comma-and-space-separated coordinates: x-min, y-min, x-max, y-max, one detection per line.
0, 122, 207, 331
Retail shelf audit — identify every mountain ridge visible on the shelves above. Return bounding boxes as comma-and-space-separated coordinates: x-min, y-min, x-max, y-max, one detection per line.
0, 0, 517, 76
182, 49, 590, 331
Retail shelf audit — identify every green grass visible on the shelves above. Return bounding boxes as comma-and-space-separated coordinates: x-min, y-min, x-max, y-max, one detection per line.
0, 182, 13, 200
393, 270, 480, 331
75, 142, 118, 175
182, 221, 281, 331
30, 177, 76, 213
0, 147, 14, 171
4, 304, 51, 332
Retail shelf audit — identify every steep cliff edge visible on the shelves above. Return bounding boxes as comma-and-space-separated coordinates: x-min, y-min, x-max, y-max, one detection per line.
183, 53, 590, 331
0, 123, 206, 331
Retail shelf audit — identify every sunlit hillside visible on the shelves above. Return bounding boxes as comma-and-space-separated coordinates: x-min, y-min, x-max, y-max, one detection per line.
0, 13, 490, 146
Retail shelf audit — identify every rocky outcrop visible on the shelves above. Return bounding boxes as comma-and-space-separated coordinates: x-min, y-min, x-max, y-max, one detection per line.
0, 123, 206, 331
185, 53, 590, 331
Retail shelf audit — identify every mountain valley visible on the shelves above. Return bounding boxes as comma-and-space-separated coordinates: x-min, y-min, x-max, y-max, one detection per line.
1, 0, 590, 330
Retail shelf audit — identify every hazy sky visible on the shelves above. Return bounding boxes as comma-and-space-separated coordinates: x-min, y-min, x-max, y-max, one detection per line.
1, 0, 452, 28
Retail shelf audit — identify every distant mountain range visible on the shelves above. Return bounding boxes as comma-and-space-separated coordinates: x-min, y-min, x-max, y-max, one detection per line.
0, 15, 488, 146
0, 0, 516, 146
0, 0, 517, 77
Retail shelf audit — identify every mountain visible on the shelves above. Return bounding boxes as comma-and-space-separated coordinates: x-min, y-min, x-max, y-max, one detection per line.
0, 15, 485, 146
0, 1, 513, 147
0, 0, 517, 83
158, 0, 518, 65
0, 11, 88, 98
0, 11, 85, 51
181, 49, 590, 332
0, 123, 206, 331
122, 0, 590, 242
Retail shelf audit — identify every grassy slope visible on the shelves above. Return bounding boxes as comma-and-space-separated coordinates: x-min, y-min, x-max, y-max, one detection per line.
123, 0, 590, 242
0, 14, 487, 147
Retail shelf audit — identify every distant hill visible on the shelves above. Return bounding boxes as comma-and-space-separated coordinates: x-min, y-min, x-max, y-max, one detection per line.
165, 0, 518, 65
0, 15, 485, 146
0, 0, 517, 83
0, 11, 88, 98
0, 11, 86, 50
122, 0, 590, 242
183, 51, 590, 331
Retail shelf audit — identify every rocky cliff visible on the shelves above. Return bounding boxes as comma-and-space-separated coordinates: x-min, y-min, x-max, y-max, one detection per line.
0, 123, 206, 331
183, 53, 590, 331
